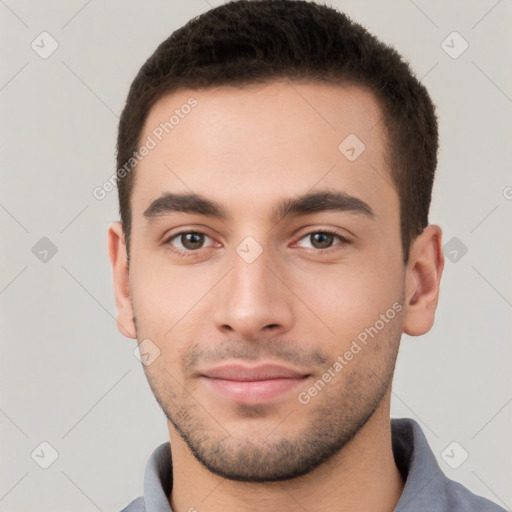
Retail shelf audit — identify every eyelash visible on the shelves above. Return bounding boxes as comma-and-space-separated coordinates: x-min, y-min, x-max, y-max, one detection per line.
163, 229, 350, 258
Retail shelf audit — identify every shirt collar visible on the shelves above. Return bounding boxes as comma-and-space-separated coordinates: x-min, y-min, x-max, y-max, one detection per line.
137, 417, 502, 512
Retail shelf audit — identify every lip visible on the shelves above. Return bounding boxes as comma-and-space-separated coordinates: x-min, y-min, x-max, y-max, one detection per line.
202, 363, 307, 381
200, 363, 310, 404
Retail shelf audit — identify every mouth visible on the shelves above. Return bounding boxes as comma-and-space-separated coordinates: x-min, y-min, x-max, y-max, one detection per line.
199, 363, 311, 405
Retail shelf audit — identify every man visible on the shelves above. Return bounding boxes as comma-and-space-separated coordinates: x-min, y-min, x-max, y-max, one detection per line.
108, 1, 505, 511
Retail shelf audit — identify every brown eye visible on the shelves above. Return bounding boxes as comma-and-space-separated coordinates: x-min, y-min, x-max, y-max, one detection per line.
179, 232, 205, 250
165, 231, 215, 254
309, 232, 335, 249
295, 230, 349, 253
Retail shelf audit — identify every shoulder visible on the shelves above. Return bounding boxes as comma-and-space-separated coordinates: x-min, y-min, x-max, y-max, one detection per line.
441, 479, 507, 512
392, 418, 507, 512
119, 496, 145, 512
396, 475, 508, 512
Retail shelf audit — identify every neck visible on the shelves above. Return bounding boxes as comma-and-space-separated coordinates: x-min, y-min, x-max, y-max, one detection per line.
167, 395, 403, 512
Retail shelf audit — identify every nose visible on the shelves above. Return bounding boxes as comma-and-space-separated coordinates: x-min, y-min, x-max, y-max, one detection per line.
213, 243, 294, 340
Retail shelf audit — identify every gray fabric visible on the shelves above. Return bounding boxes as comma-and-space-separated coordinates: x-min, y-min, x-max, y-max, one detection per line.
120, 417, 506, 512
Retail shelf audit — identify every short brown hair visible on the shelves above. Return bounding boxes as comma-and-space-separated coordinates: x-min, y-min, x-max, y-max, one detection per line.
116, 0, 438, 264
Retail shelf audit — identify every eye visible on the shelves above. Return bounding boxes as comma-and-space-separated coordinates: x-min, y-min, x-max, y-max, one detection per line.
163, 228, 350, 258
295, 230, 349, 252
164, 231, 215, 255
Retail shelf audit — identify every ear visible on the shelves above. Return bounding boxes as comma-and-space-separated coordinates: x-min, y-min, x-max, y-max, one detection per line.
403, 225, 444, 336
107, 221, 137, 339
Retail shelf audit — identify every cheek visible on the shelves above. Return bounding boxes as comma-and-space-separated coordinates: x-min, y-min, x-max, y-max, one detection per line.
129, 256, 194, 338
130, 249, 225, 365
129, 228, 404, 349
290, 260, 404, 349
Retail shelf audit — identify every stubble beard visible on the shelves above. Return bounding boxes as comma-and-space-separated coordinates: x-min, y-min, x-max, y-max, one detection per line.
139, 336, 400, 483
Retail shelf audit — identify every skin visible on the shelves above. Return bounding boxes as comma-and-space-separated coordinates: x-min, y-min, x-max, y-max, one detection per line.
108, 81, 444, 512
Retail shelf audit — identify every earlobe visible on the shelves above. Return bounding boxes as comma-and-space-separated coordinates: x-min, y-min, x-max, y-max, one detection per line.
107, 221, 137, 339
403, 225, 445, 337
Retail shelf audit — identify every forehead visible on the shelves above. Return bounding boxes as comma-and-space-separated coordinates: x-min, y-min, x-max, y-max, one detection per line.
131, 80, 395, 224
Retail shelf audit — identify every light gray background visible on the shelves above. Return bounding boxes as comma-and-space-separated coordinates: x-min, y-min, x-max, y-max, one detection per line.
1, 0, 511, 510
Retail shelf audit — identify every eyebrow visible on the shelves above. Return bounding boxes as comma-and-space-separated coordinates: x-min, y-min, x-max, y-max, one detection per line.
143, 190, 375, 223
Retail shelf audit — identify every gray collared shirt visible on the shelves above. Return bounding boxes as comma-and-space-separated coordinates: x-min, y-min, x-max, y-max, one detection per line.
120, 417, 506, 512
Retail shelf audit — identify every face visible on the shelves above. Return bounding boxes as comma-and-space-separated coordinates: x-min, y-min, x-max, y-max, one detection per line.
112, 81, 417, 481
